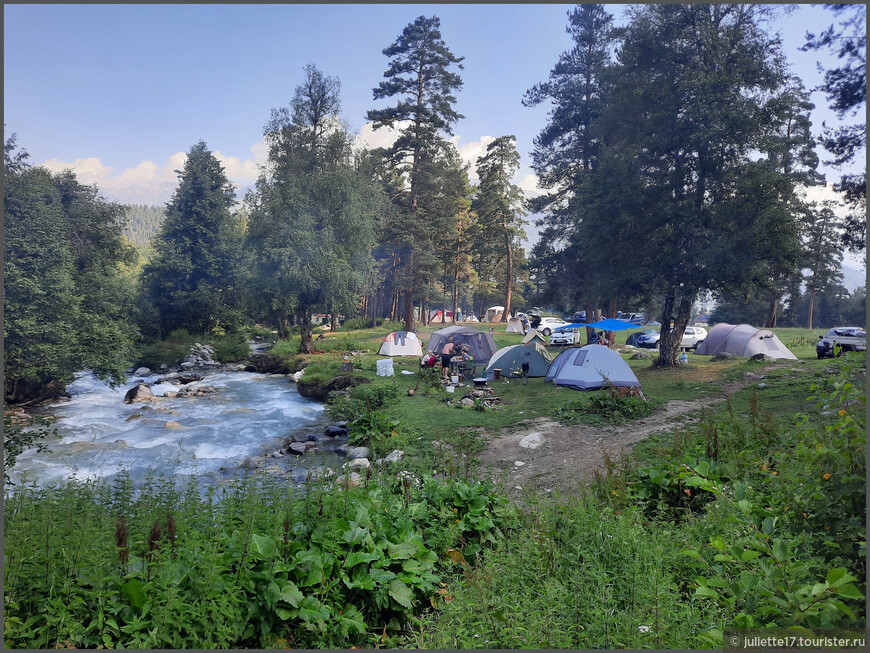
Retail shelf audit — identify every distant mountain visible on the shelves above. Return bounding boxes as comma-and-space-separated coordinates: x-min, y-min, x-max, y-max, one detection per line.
841, 263, 866, 293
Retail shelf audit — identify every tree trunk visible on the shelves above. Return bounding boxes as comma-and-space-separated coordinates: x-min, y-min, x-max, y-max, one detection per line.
655, 290, 678, 367
807, 283, 815, 329
504, 228, 513, 321
330, 314, 338, 332
657, 292, 693, 367
390, 290, 399, 322
404, 250, 415, 331
585, 301, 594, 343
298, 306, 313, 354
766, 289, 778, 328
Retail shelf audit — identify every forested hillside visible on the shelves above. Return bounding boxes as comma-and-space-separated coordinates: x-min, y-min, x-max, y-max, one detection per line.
120, 204, 166, 248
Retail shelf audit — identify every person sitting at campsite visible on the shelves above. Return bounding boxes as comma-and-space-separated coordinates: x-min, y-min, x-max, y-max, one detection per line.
440, 337, 455, 381
458, 347, 474, 380
420, 351, 435, 369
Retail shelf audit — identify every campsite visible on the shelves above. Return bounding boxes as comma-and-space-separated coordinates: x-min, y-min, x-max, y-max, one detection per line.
4, 3, 865, 650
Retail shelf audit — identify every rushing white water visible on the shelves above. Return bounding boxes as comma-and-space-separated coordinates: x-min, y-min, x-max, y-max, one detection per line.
9, 370, 341, 491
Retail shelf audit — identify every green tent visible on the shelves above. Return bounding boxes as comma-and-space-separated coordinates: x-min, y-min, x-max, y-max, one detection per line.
485, 344, 552, 378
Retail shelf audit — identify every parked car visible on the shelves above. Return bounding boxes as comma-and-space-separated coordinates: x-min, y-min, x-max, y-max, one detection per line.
616, 312, 646, 325
549, 325, 581, 346
535, 317, 570, 336
636, 326, 708, 350
626, 328, 657, 347
571, 310, 587, 323
816, 327, 866, 358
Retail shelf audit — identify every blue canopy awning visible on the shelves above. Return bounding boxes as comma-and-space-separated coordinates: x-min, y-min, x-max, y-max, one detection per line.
555, 318, 640, 332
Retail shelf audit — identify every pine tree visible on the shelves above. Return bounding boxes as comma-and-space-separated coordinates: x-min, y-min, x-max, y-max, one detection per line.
472, 136, 527, 321
802, 4, 866, 252
367, 15, 464, 329
802, 202, 844, 328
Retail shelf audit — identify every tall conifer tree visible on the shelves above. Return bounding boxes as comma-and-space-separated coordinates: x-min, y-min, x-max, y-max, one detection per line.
142, 141, 243, 335
367, 15, 464, 329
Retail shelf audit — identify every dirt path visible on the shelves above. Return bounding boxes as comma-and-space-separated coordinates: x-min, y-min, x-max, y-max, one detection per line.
477, 369, 770, 496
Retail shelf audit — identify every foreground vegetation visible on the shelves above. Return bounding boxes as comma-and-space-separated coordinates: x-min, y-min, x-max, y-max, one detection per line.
5, 318, 864, 648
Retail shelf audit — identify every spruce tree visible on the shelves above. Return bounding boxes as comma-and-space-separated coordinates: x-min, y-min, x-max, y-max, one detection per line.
142, 141, 244, 336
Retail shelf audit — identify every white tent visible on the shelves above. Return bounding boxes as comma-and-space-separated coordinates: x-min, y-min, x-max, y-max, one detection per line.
484, 306, 510, 323
505, 317, 524, 333
522, 329, 547, 347
694, 323, 797, 360
546, 345, 641, 390
377, 331, 423, 357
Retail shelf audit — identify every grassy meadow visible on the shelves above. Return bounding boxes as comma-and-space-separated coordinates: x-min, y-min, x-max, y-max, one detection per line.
4, 321, 865, 648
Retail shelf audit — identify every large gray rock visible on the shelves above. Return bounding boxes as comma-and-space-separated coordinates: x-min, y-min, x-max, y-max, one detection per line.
751, 353, 774, 362
133, 367, 151, 376
123, 383, 154, 404
715, 352, 736, 360
346, 446, 370, 460
344, 457, 371, 470
287, 442, 308, 456
324, 424, 349, 437
384, 450, 404, 463
518, 432, 544, 449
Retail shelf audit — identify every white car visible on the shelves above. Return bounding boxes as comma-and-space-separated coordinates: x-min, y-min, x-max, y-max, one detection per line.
535, 317, 570, 336
636, 326, 708, 350
549, 326, 580, 346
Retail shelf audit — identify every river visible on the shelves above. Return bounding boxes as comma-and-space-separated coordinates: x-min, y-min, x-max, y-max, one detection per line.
8, 370, 345, 492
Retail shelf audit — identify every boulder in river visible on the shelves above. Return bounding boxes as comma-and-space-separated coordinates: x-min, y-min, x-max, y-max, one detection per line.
287, 442, 308, 456
133, 367, 151, 376
124, 383, 154, 404
324, 424, 348, 437
297, 375, 368, 400
247, 353, 292, 375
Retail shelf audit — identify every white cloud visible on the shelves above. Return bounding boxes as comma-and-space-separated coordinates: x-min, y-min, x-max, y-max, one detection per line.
38, 140, 269, 205
353, 120, 409, 152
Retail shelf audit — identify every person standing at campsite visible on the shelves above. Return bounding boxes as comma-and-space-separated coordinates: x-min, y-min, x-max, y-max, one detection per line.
440, 337, 456, 381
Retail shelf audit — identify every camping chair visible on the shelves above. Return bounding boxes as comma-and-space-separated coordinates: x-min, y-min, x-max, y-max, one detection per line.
457, 357, 477, 381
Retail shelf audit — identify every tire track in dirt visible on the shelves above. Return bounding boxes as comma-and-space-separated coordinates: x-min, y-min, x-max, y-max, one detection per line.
477, 368, 774, 496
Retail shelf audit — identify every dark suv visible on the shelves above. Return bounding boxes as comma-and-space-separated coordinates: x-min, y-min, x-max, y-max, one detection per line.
571, 311, 587, 323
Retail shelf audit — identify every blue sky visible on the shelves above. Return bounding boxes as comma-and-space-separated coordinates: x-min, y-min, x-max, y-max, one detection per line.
4, 2, 865, 265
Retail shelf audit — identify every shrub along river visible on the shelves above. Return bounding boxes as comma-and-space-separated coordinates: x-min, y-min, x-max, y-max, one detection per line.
9, 370, 345, 492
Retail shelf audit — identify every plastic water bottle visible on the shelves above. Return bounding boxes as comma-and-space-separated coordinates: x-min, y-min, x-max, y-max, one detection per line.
680, 351, 688, 365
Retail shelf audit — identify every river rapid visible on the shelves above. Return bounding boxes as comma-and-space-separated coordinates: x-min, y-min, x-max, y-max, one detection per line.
8, 370, 344, 493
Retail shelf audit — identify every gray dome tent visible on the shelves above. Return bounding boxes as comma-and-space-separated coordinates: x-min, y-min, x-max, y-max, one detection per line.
485, 344, 552, 378
694, 323, 797, 360
546, 345, 641, 390
426, 326, 499, 364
